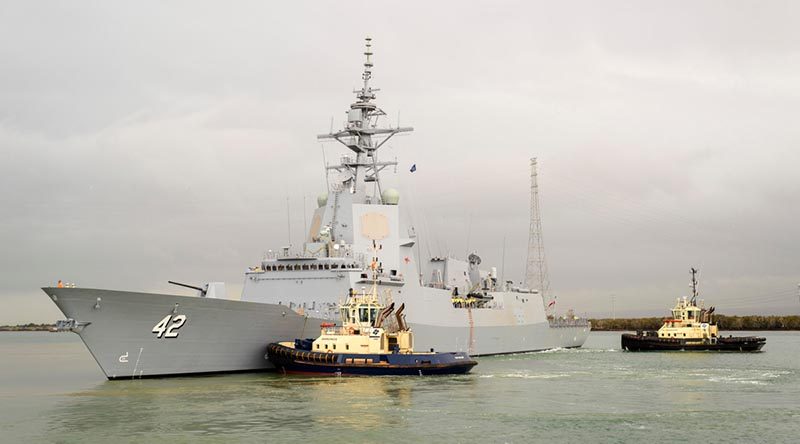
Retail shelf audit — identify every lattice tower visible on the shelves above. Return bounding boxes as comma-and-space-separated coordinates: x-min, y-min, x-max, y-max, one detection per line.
524, 158, 552, 309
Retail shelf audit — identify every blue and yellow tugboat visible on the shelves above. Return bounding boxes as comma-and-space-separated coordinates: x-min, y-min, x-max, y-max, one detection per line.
266, 288, 477, 375
266, 265, 477, 375
622, 268, 766, 352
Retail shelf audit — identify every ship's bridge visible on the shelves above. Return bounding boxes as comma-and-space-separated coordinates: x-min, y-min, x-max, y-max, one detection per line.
672, 297, 702, 321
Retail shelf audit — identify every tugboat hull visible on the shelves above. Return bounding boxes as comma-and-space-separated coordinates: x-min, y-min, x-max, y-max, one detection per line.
621, 333, 766, 352
266, 343, 477, 376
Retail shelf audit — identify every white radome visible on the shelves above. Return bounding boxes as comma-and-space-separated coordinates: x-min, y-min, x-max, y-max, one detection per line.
317, 192, 328, 208
381, 188, 400, 205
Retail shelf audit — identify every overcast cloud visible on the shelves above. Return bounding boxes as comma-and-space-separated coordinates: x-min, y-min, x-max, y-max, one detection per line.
2, 0, 799, 323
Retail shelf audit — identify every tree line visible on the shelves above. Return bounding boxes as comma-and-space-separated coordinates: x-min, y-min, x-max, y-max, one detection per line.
590, 315, 800, 331
0, 323, 55, 331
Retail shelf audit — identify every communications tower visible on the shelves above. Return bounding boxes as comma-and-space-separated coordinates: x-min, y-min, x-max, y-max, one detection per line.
524, 158, 554, 312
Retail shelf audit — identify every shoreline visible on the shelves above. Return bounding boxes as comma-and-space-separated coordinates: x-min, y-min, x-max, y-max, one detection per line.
591, 328, 800, 332
589, 314, 800, 331
0, 324, 55, 332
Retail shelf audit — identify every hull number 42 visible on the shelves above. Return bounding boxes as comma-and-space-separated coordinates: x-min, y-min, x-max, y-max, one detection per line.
152, 314, 187, 338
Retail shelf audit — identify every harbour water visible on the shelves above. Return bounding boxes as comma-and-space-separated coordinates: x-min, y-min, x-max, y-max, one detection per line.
1, 331, 798, 443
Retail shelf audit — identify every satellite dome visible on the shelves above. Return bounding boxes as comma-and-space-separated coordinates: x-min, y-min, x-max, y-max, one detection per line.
317, 192, 328, 208
381, 188, 400, 205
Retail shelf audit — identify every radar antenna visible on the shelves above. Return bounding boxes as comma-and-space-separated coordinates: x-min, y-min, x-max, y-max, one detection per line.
317, 37, 413, 204
358, 36, 376, 102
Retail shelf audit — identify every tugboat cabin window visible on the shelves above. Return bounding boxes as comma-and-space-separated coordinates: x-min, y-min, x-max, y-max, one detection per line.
359, 308, 369, 322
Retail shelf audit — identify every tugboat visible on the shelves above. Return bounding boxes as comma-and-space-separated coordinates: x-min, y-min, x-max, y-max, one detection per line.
266, 245, 478, 376
621, 268, 766, 352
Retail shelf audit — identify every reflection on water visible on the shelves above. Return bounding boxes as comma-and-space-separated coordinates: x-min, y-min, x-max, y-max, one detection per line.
2, 332, 799, 443
43, 373, 479, 441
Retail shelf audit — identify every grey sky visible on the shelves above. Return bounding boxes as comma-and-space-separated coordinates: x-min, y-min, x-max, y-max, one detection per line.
2, 1, 799, 323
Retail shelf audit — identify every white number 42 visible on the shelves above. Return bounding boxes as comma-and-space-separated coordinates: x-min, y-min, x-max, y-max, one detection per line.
152, 315, 187, 338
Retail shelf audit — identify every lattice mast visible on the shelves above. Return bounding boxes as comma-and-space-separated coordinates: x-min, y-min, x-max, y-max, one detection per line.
524, 158, 553, 311
317, 37, 413, 204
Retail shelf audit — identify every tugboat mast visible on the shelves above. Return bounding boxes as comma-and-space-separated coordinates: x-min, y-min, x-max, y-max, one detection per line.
690, 267, 699, 305
317, 37, 413, 204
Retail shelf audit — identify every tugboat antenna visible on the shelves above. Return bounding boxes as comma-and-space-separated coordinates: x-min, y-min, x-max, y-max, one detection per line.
690, 267, 699, 305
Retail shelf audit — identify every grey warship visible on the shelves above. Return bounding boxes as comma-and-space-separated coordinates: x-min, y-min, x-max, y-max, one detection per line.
43, 38, 590, 379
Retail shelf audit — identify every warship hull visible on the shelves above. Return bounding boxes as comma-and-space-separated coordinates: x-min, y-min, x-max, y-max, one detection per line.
44, 286, 589, 379
621, 333, 766, 352
42, 287, 309, 379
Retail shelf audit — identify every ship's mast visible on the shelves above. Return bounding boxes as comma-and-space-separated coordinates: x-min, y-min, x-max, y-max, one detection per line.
318, 37, 413, 203
690, 267, 699, 305
525, 158, 552, 310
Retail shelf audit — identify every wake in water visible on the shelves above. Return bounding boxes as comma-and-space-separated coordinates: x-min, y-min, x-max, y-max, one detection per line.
478, 371, 572, 380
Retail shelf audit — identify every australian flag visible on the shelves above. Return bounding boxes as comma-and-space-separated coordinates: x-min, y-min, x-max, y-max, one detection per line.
410, 164, 417, 173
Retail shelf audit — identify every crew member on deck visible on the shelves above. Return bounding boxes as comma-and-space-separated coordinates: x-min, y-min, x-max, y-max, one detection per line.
57, 280, 64, 288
